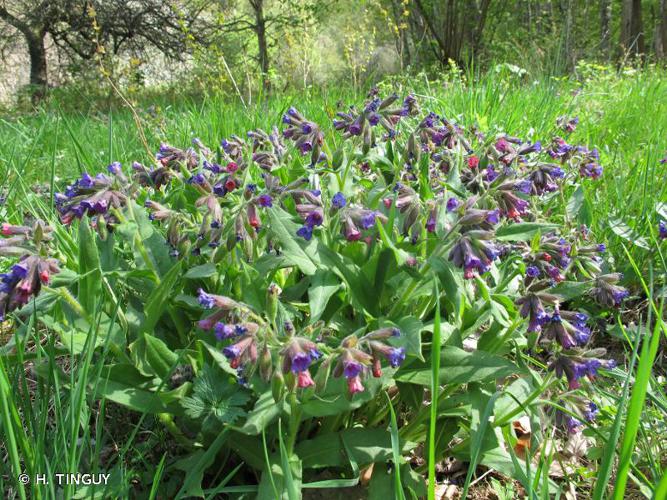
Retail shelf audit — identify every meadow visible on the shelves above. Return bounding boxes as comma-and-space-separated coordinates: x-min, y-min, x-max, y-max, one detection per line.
0, 65, 666, 499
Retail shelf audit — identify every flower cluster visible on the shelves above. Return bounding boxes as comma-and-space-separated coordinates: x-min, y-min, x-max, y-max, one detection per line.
56, 164, 130, 227
0, 220, 59, 320
196, 288, 406, 395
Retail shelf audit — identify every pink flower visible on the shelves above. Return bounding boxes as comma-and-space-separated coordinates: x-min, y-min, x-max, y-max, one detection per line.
347, 376, 365, 394
297, 370, 315, 388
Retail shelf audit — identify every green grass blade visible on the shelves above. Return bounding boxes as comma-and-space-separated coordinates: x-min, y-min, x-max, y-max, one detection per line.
385, 391, 405, 500
427, 279, 441, 500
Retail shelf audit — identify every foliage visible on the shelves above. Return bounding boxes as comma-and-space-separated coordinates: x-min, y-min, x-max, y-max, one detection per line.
1, 76, 665, 499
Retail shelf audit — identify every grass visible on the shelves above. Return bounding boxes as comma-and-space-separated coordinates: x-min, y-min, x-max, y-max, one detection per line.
0, 67, 666, 497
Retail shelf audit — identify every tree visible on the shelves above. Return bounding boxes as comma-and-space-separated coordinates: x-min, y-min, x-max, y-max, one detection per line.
410, 0, 494, 65
214, 0, 326, 93
0, 0, 214, 101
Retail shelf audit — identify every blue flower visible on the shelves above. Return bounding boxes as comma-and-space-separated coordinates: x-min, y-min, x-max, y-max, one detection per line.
296, 225, 313, 241
387, 347, 406, 368
332, 192, 346, 209
526, 265, 540, 277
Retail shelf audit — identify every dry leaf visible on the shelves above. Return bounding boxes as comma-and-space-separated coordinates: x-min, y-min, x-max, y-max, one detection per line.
360, 463, 374, 486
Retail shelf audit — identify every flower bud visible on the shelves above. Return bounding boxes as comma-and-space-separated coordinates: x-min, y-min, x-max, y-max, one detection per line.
259, 344, 273, 382
266, 283, 281, 325
271, 370, 285, 403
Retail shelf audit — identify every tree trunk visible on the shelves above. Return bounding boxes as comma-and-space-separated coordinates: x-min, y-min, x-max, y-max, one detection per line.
660, 0, 667, 59
27, 31, 48, 100
0, 7, 48, 102
620, 0, 645, 58
471, 0, 493, 58
600, 0, 611, 60
631, 0, 645, 55
250, 0, 269, 92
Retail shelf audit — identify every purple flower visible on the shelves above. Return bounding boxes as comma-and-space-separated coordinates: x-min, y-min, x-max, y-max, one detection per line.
659, 221, 667, 240
223, 344, 241, 360
188, 173, 206, 185
296, 225, 313, 241
359, 211, 377, 230
197, 289, 216, 309
343, 360, 364, 378
305, 211, 323, 227
484, 167, 498, 182
78, 173, 94, 189
107, 162, 122, 175
526, 265, 540, 278
290, 352, 312, 373
446, 197, 460, 212
597, 243, 606, 252
214, 322, 237, 340
515, 180, 533, 194
486, 209, 500, 224
332, 192, 346, 209
203, 161, 223, 174
584, 402, 598, 421
258, 194, 273, 207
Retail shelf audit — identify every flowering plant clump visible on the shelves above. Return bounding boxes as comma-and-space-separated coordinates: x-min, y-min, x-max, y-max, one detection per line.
2, 90, 636, 495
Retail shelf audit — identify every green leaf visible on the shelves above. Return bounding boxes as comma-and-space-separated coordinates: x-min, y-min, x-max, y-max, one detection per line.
550, 280, 590, 300
308, 270, 340, 323
317, 243, 378, 315
139, 260, 183, 334
566, 185, 585, 219
41, 314, 124, 354
495, 223, 559, 242
239, 391, 288, 435
184, 263, 218, 279
296, 428, 416, 469
181, 365, 250, 434
609, 217, 650, 250
265, 206, 320, 275
395, 346, 521, 386
656, 202, 667, 220
94, 379, 172, 414
388, 316, 423, 361
142, 335, 178, 379
77, 220, 101, 312
301, 369, 394, 417
258, 453, 302, 500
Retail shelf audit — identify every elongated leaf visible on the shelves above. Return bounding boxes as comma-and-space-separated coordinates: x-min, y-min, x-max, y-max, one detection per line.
184, 263, 218, 279
495, 223, 559, 242
296, 428, 416, 469
308, 270, 340, 323
77, 220, 101, 312
609, 218, 650, 250
395, 346, 521, 386
239, 391, 288, 435
566, 185, 585, 220
550, 280, 590, 300
140, 261, 183, 334
142, 335, 178, 379
265, 207, 320, 275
